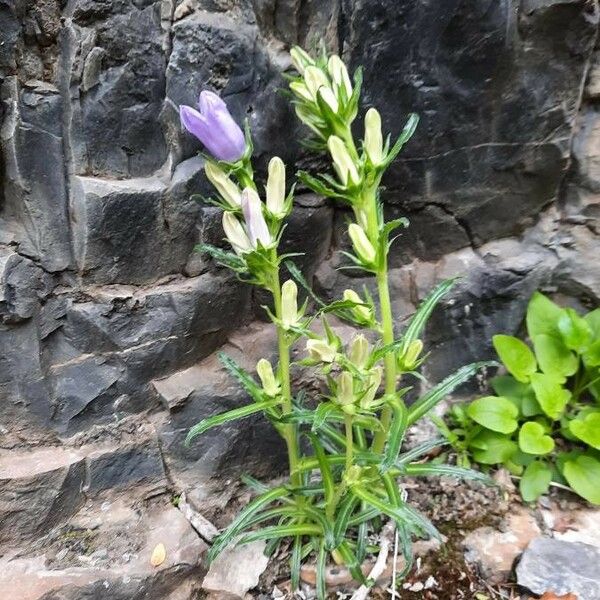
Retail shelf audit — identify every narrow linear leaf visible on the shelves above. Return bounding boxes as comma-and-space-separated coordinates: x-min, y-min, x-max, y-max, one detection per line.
308, 434, 335, 505
403, 463, 492, 484
238, 524, 322, 545
316, 539, 327, 600
381, 400, 408, 471
290, 536, 302, 591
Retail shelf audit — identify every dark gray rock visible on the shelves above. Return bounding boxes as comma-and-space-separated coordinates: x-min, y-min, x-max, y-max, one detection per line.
516, 537, 600, 599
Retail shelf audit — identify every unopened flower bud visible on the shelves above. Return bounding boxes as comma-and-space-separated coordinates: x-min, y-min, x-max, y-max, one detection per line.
364, 108, 384, 166
241, 188, 271, 248
327, 55, 353, 98
304, 66, 330, 99
327, 136, 360, 186
399, 339, 423, 371
256, 358, 279, 397
318, 86, 339, 113
336, 371, 355, 406
205, 162, 241, 208
222, 212, 252, 255
281, 279, 298, 330
306, 338, 337, 363
289, 81, 313, 102
348, 223, 376, 264
266, 157, 286, 218
348, 334, 370, 369
343, 289, 372, 323
360, 366, 382, 409
290, 46, 315, 74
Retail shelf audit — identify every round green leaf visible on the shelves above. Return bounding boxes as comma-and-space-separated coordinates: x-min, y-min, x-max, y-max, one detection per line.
530, 372, 570, 420
467, 396, 519, 434
584, 308, 600, 338
569, 412, 600, 450
558, 308, 592, 352
492, 335, 537, 383
470, 430, 518, 465
519, 461, 552, 502
583, 339, 600, 368
532, 334, 578, 381
526, 292, 564, 339
562, 455, 600, 505
518, 421, 555, 455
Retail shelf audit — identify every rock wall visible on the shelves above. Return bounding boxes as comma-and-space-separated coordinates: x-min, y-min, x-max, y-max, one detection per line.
1, 0, 599, 597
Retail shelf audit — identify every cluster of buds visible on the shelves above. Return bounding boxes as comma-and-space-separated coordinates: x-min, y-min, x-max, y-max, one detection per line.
332, 335, 383, 415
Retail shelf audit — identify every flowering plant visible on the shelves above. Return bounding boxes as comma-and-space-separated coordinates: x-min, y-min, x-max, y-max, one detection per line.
180, 48, 492, 596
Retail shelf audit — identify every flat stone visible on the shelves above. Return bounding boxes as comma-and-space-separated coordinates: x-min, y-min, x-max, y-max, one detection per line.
202, 540, 269, 598
463, 507, 541, 584
516, 537, 600, 600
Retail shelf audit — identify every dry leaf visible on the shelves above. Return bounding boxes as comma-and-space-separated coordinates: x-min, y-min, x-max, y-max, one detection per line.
540, 592, 578, 600
150, 542, 166, 567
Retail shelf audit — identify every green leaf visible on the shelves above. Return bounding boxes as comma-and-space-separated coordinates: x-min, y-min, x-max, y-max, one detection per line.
316, 539, 327, 600
530, 372, 571, 420
532, 334, 578, 381
562, 455, 600, 504
308, 434, 335, 506
526, 291, 564, 338
407, 361, 495, 425
381, 399, 408, 472
569, 412, 600, 449
386, 113, 420, 164
399, 278, 456, 359
470, 430, 518, 465
312, 402, 337, 432
208, 486, 291, 562
238, 524, 322, 545
518, 421, 555, 455
290, 537, 302, 591
396, 438, 447, 465
491, 375, 541, 417
559, 308, 592, 351
185, 399, 280, 445
467, 396, 519, 434
403, 463, 492, 484
335, 541, 368, 585
520, 461, 552, 502
333, 494, 359, 545
584, 308, 600, 338
583, 339, 600, 368
493, 335, 537, 383
218, 352, 264, 401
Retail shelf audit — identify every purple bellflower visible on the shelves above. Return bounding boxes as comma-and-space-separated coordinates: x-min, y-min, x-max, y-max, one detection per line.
179, 91, 246, 162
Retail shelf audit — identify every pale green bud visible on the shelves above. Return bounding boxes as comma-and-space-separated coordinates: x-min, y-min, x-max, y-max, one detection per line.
327, 136, 360, 186
360, 366, 382, 409
306, 338, 337, 363
327, 55, 353, 98
241, 188, 272, 248
364, 108, 384, 165
336, 371, 355, 406
289, 81, 313, 103
348, 334, 370, 369
317, 86, 339, 113
344, 465, 362, 485
205, 162, 241, 208
399, 339, 423, 371
222, 212, 252, 255
290, 46, 315, 74
281, 279, 298, 330
343, 289, 372, 323
304, 66, 330, 99
348, 223, 376, 264
266, 157, 286, 218
256, 358, 280, 397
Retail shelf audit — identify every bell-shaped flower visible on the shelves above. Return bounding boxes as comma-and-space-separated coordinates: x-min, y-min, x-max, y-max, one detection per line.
256, 358, 280, 397
360, 366, 382, 409
336, 371, 355, 407
205, 162, 241, 208
348, 223, 376, 264
348, 334, 370, 369
327, 136, 360, 186
266, 157, 286, 218
222, 212, 252, 255
364, 108, 384, 166
280, 280, 299, 330
306, 338, 337, 363
180, 91, 246, 162
343, 289, 373, 323
304, 66, 330, 100
317, 87, 339, 114
241, 188, 272, 248
327, 55, 353, 99
290, 46, 315, 74
399, 339, 424, 371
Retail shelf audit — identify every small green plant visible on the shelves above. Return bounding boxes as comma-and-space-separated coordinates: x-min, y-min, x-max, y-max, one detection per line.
178, 47, 492, 596
440, 292, 600, 505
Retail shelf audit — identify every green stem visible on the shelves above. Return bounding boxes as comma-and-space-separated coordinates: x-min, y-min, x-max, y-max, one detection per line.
345, 414, 354, 471
372, 266, 397, 453
270, 268, 302, 488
